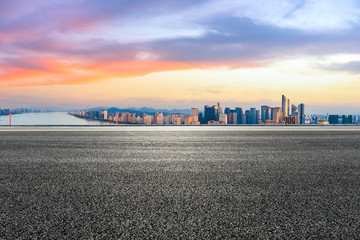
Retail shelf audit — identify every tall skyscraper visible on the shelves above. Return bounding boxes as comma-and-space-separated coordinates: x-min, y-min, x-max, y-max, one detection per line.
282, 95, 290, 117
235, 107, 243, 124
213, 102, 222, 121
229, 110, 237, 124
103, 110, 108, 120
204, 105, 216, 123
298, 103, 305, 124
261, 105, 271, 122
272, 107, 282, 123
250, 108, 257, 124
245, 110, 250, 124
224, 107, 230, 123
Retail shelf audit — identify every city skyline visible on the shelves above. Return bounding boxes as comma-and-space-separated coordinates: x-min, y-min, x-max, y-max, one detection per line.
1, 1, 360, 113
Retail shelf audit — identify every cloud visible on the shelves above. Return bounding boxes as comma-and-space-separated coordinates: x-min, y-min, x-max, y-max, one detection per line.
322, 61, 360, 74
2, 0, 360, 88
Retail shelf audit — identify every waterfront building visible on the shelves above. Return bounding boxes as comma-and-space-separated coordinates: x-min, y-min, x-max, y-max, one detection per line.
104, 110, 108, 120
191, 108, 198, 117
184, 116, 192, 125
219, 113, 227, 124
229, 110, 237, 124
144, 115, 152, 125
198, 112, 204, 124
204, 105, 216, 123
298, 103, 305, 124
154, 112, 164, 124
342, 115, 353, 124
245, 110, 250, 124
224, 107, 230, 123
235, 107, 243, 124
250, 108, 257, 124
256, 110, 260, 124
261, 106, 271, 122
164, 115, 172, 124
173, 117, 182, 125
282, 95, 290, 117
214, 102, 222, 121
283, 116, 298, 124
328, 115, 339, 124
272, 107, 282, 123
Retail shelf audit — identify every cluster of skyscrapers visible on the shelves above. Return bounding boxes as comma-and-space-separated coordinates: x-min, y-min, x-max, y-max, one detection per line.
71, 95, 305, 125
202, 95, 305, 125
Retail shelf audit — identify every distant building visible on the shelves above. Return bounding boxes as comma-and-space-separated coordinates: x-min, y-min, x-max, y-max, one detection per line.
282, 95, 290, 117
298, 103, 305, 124
214, 102, 222, 121
154, 112, 164, 124
342, 115, 353, 124
283, 116, 298, 124
235, 107, 243, 124
144, 115, 152, 125
245, 110, 250, 124
256, 110, 260, 124
272, 107, 282, 123
103, 110, 108, 120
191, 108, 198, 117
229, 110, 237, 124
184, 115, 192, 125
219, 114, 227, 124
250, 108, 257, 124
328, 115, 339, 124
224, 108, 230, 123
204, 105, 216, 123
261, 106, 271, 122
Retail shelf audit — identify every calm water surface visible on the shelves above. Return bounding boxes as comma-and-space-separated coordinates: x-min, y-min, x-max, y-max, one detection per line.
0, 112, 112, 125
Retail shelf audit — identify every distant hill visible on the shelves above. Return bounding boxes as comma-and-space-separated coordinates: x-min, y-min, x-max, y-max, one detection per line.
77, 107, 191, 115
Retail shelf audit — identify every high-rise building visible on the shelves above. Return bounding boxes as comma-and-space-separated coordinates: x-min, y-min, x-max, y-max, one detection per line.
282, 95, 290, 117
256, 110, 260, 124
235, 107, 243, 124
298, 103, 305, 124
214, 102, 222, 121
250, 108, 257, 124
198, 112, 204, 124
229, 110, 237, 124
291, 105, 298, 116
261, 106, 271, 122
154, 112, 164, 124
328, 115, 339, 124
184, 116, 193, 125
272, 107, 282, 123
245, 110, 250, 124
103, 110, 108, 120
224, 107, 230, 123
342, 115, 353, 124
191, 108, 198, 117
204, 105, 216, 123
219, 114, 227, 124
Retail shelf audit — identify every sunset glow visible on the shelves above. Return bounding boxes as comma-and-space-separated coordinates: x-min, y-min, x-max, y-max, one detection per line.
1, 0, 360, 113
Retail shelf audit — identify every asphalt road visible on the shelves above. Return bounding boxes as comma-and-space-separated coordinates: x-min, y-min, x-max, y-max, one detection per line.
1, 130, 360, 239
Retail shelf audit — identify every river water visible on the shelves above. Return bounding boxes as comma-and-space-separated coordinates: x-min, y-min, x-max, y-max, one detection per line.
0, 112, 112, 125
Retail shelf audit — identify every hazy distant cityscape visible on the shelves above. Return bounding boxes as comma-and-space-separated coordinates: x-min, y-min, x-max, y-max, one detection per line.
68, 95, 360, 125
1, 95, 359, 125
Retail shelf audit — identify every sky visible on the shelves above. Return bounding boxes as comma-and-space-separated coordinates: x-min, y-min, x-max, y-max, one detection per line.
1, 0, 360, 114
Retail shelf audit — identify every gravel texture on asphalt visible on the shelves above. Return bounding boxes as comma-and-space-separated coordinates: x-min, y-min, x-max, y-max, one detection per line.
1, 130, 360, 239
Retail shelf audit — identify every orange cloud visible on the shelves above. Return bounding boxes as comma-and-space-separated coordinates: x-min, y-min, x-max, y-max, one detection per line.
0, 59, 196, 88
